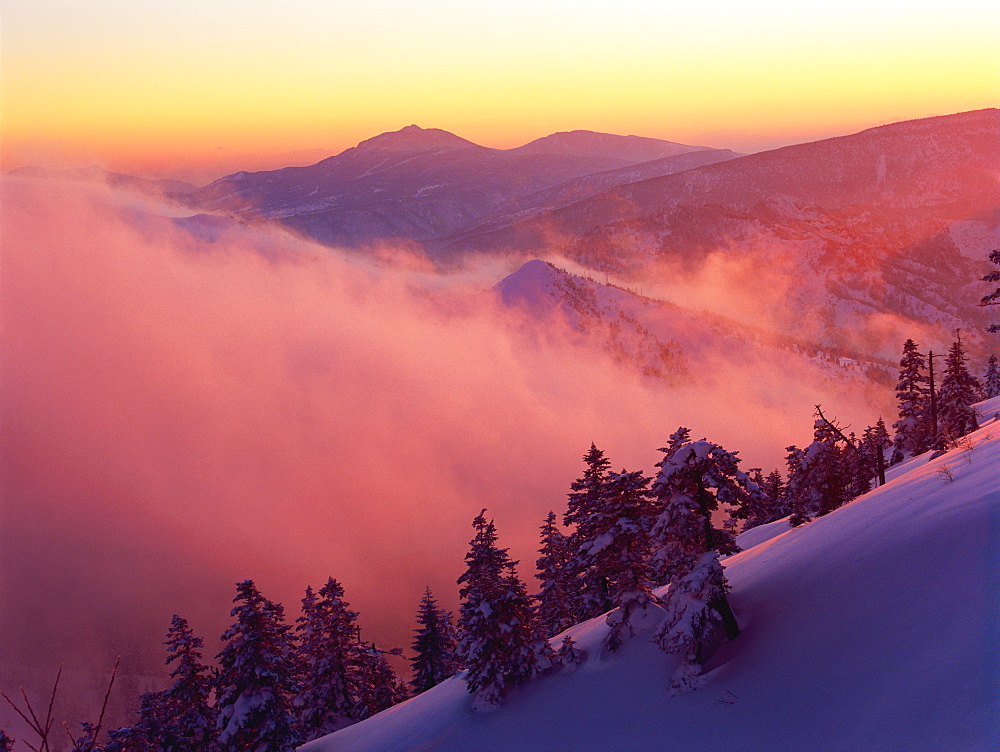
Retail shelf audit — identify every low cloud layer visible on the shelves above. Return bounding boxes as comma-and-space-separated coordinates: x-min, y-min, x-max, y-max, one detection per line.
1, 177, 891, 709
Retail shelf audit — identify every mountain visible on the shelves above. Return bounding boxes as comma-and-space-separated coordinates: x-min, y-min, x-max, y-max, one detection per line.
186, 126, 732, 248
454, 110, 1000, 356
445, 148, 743, 243
507, 130, 712, 162
491, 259, 893, 387
303, 396, 1000, 752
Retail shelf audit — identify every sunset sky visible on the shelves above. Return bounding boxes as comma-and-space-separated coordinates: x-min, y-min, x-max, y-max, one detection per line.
2, 0, 998, 180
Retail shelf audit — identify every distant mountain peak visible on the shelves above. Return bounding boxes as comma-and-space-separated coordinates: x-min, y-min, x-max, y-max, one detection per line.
355, 125, 475, 154
509, 130, 709, 163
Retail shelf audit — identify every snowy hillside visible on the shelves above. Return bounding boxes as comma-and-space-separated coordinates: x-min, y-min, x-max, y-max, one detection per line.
304, 397, 1000, 752
453, 109, 1000, 356
493, 259, 893, 387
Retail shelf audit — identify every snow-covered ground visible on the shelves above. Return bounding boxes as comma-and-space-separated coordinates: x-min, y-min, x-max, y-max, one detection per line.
304, 397, 1000, 752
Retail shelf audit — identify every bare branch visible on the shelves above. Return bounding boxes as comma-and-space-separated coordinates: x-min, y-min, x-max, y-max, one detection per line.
814, 405, 858, 452
89, 656, 120, 751
43, 666, 62, 740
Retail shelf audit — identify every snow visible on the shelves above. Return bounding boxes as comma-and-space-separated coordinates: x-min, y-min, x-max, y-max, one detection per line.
303, 397, 1000, 751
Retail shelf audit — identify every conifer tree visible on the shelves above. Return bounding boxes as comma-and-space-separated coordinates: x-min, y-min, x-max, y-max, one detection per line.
787, 415, 853, 526
410, 588, 458, 694
600, 470, 656, 652
649, 434, 745, 584
136, 615, 217, 751
295, 579, 365, 740
0, 730, 13, 752
215, 580, 299, 752
103, 692, 168, 752
649, 433, 752, 691
563, 444, 613, 621
456, 511, 539, 707
534, 512, 577, 638
352, 643, 407, 720
981, 249, 1000, 332
892, 339, 931, 461
985, 354, 1000, 399
736, 469, 787, 530
761, 469, 788, 516
859, 419, 891, 488
938, 336, 981, 441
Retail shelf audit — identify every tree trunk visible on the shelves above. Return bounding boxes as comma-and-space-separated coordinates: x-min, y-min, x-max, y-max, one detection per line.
710, 593, 741, 640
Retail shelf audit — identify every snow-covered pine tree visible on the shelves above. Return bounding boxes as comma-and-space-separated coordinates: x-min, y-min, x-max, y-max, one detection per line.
655, 552, 732, 694
649, 434, 745, 584
982, 249, 1000, 332
599, 469, 656, 652
786, 415, 853, 526
938, 336, 981, 441
649, 433, 753, 691
103, 691, 168, 752
534, 512, 577, 638
410, 588, 458, 695
555, 635, 583, 667
215, 580, 299, 752
563, 444, 613, 621
891, 339, 931, 462
985, 354, 1000, 399
733, 468, 783, 531
456, 510, 540, 707
294, 578, 367, 740
859, 419, 891, 488
134, 614, 217, 752
352, 643, 407, 720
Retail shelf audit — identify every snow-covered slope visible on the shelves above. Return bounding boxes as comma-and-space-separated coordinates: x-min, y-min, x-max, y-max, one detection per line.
492, 259, 893, 387
452, 110, 1000, 356
304, 397, 1000, 752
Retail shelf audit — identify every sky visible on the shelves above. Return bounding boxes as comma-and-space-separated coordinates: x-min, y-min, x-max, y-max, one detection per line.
2, 0, 997, 181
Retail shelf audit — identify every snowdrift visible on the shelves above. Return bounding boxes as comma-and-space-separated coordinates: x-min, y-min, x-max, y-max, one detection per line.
304, 398, 1000, 752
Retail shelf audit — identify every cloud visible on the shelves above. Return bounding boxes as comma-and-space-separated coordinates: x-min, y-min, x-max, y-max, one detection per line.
0, 176, 892, 719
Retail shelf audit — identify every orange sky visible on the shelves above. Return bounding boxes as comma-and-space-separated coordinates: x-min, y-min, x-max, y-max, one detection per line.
2, 0, 997, 182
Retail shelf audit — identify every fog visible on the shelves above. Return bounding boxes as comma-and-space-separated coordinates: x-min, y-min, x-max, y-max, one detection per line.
0, 176, 892, 726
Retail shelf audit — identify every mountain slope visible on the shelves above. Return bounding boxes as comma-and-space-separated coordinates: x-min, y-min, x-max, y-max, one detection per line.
491, 259, 893, 387
304, 397, 1000, 752
506, 130, 712, 163
455, 109, 1000, 249
186, 126, 729, 248
454, 110, 1000, 356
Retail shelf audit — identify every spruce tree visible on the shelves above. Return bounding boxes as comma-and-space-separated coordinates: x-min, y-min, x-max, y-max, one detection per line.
456, 511, 539, 707
859, 419, 891, 488
600, 470, 656, 652
215, 580, 299, 752
985, 354, 1000, 399
135, 615, 217, 752
649, 433, 752, 691
352, 643, 407, 720
563, 444, 613, 621
938, 336, 981, 441
410, 588, 458, 694
892, 339, 931, 461
103, 692, 168, 752
0, 730, 13, 752
649, 434, 745, 584
295, 578, 365, 740
737, 469, 786, 530
787, 416, 853, 526
981, 249, 1000, 332
534, 512, 577, 638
